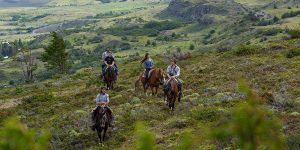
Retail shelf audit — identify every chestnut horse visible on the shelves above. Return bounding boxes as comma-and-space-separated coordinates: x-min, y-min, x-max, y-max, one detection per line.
135, 68, 165, 96
164, 79, 179, 111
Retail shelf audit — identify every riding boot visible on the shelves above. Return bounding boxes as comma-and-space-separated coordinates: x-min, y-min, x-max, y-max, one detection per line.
178, 84, 183, 98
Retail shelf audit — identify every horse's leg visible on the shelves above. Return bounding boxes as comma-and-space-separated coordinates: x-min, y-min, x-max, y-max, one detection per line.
103, 125, 108, 143
154, 86, 158, 96
150, 86, 154, 96
97, 127, 102, 144
143, 83, 148, 96
172, 97, 176, 111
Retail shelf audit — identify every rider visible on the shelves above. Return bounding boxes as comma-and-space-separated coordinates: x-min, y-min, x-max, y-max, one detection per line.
91, 87, 114, 130
102, 50, 118, 80
140, 53, 154, 87
102, 48, 118, 80
165, 58, 183, 98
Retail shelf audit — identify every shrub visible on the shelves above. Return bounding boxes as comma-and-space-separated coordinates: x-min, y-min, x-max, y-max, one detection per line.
189, 44, 195, 50
120, 43, 131, 50
191, 107, 220, 122
286, 48, 300, 58
262, 28, 282, 36
287, 132, 300, 150
287, 29, 300, 39
281, 11, 300, 19
151, 41, 157, 47
212, 80, 286, 150
0, 117, 50, 150
234, 45, 260, 56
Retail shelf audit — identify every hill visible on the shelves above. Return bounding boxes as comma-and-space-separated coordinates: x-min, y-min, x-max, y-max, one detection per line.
0, 0, 300, 149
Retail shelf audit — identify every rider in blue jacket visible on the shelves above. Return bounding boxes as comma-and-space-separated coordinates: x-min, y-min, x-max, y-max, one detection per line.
141, 53, 154, 87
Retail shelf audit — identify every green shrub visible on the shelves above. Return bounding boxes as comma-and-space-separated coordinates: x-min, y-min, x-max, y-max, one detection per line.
120, 43, 131, 50
191, 107, 220, 122
143, 20, 182, 31
0, 117, 50, 150
281, 11, 300, 19
287, 132, 300, 150
234, 45, 260, 56
135, 122, 156, 150
287, 29, 300, 39
286, 48, 300, 58
189, 44, 195, 50
212, 80, 285, 150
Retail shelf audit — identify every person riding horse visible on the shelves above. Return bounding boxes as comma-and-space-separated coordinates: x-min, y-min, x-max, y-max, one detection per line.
102, 50, 118, 80
140, 53, 154, 88
102, 48, 118, 80
91, 87, 114, 131
164, 58, 183, 99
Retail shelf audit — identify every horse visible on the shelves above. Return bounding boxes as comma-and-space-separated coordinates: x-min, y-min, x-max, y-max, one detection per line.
135, 68, 165, 96
104, 66, 117, 90
93, 106, 109, 145
164, 78, 179, 111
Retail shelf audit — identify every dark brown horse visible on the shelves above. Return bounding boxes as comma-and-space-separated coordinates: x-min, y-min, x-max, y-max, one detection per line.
104, 66, 117, 90
164, 78, 179, 111
135, 68, 165, 96
93, 106, 109, 145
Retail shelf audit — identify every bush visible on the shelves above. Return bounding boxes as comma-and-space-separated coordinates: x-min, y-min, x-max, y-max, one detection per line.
212, 80, 285, 150
189, 44, 195, 50
0, 117, 50, 150
287, 29, 300, 39
286, 48, 300, 58
234, 45, 260, 56
287, 132, 300, 150
143, 20, 182, 31
191, 107, 220, 122
281, 11, 300, 19
262, 28, 282, 36
120, 43, 131, 50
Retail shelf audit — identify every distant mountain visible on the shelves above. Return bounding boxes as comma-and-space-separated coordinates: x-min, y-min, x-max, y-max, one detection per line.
0, 0, 48, 7
160, 0, 247, 22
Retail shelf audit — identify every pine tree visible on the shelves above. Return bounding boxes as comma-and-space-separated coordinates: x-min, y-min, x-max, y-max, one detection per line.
42, 32, 68, 73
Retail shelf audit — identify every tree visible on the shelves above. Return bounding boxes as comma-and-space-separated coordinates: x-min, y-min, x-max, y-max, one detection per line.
18, 48, 37, 83
42, 32, 68, 73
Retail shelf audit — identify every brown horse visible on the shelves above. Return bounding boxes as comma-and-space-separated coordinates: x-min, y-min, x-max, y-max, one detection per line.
135, 68, 165, 96
104, 66, 117, 90
164, 78, 179, 111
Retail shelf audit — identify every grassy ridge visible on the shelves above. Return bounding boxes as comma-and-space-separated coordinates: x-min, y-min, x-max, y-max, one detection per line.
1, 41, 299, 149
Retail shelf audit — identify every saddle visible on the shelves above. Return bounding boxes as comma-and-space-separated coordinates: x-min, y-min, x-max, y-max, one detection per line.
143, 69, 154, 78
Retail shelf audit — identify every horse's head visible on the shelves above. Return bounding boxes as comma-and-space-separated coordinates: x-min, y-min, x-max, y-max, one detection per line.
158, 69, 165, 85
98, 106, 108, 128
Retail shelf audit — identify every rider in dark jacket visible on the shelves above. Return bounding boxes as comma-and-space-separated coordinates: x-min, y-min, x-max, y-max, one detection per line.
102, 50, 117, 80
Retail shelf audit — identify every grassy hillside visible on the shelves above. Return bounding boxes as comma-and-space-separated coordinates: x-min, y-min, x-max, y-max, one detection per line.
0, 0, 300, 149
